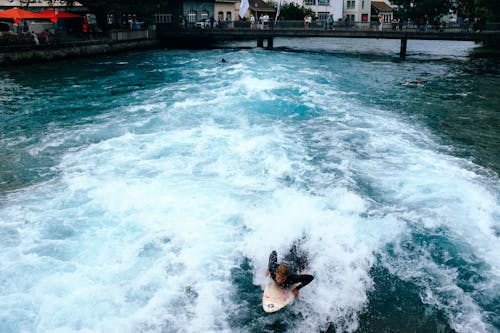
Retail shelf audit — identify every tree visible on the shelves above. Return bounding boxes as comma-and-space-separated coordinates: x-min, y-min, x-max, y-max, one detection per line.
390, 0, 453, 22
267, 1, 315, 20
458, 0, 500, 21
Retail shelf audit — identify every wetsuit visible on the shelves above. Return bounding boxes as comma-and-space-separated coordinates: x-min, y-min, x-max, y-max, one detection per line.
268, 250, 314, 290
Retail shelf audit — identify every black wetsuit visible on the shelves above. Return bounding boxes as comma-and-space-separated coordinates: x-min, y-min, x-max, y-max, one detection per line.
268, 250, 314, 290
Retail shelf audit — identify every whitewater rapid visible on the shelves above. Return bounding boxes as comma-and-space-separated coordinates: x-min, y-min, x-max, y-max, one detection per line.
0, 42, 498, 333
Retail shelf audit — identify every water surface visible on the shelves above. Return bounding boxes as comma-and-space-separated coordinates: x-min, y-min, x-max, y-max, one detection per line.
0, 38, 499, 333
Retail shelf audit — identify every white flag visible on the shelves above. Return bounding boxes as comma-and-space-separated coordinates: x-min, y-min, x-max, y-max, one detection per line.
239, 0, 249, 19
275, 0, 283, 23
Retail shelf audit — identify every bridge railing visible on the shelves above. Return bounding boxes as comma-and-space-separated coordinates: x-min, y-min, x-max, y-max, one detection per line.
154, 13, 173, 24
180, 19, 498, 33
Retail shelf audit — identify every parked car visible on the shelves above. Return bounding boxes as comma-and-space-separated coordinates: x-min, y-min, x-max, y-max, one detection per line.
194, 19, 217, 29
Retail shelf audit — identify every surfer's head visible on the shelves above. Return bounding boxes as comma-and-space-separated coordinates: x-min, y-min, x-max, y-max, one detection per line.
275, 264, 288, 285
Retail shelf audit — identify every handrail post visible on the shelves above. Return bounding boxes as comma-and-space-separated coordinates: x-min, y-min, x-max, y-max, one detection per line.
400, 36, 407, 59
266, 38, 273, 49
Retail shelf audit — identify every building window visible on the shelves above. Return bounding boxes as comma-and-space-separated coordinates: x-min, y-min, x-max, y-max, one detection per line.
201, 10, 209, 20
317, 12, 329, 21
226, 12, 232, 22
362, 0, 365, 9
318, 0, 329, 5
305, 0, 316, 5
188, 10, 197, 22
218, 11, 223, 21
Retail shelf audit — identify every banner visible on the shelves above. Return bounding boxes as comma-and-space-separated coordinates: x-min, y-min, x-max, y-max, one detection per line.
239, 0, 249, 19
276, 0, 283, 20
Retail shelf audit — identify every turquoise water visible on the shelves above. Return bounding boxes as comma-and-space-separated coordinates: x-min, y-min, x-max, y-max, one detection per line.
0, 39, 499, 333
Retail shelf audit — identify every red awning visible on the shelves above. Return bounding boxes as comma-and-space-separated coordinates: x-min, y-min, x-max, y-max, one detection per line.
0, 7, 52, 23
38, 9, 82, 23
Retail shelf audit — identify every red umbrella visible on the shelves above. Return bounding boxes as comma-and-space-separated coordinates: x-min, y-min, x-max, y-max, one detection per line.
0, 7, 52, 23
38, 9, 82, 23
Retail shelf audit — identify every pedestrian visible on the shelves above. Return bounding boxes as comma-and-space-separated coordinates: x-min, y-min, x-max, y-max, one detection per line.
345, 15, 350, 28
328, 14, 334, 30
250, 15, 256, 29
82, 16, 89, 39
31, 31, 39, 45
378, 15, 384, 31
391, 18, 397, 31
423, 15, 429, 32
41, 29, 50, 44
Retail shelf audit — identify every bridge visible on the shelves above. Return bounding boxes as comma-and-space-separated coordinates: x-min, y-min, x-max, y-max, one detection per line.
157, 24, 500, 59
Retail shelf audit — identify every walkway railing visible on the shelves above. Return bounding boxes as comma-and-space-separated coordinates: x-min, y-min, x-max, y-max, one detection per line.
164, 19, 498, 33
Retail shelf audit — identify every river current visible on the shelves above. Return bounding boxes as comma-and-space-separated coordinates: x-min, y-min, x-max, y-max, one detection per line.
0, 38, 499, 333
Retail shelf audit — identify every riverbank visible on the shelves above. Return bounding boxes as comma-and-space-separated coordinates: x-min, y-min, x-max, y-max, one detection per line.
0, 29, 161, 66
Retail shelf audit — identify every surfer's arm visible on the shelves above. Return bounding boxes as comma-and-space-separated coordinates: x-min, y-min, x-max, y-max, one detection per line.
288, 274, 314, 291
268, 250, 279, 276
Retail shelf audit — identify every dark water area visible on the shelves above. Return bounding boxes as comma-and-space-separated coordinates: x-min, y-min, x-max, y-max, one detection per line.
385, 57, 500, 177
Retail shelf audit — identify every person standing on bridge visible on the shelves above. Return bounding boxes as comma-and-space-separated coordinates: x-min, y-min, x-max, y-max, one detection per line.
391, 18, 398, 31
250, 15, 256, 29
328, 14, 335, 30
378, 15, 384, 31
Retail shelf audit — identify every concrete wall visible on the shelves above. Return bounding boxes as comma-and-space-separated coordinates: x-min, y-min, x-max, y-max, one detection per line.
0, 38, 160, 66
110, 29, 150, 41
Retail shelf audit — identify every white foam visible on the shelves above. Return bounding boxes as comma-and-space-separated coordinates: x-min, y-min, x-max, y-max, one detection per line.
0, 48, 498, 333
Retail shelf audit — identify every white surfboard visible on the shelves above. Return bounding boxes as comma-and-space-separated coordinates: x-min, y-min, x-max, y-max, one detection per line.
262, 281, 301, 313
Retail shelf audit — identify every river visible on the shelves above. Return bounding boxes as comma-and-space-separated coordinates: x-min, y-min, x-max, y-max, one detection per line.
0, 38, 499, 333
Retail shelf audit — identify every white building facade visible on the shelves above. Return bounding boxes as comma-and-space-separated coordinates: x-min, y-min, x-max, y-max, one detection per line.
306, 0, 344, 21
343, 0, 371, 22
285, 0, 344, 21
289, 0, 396, 23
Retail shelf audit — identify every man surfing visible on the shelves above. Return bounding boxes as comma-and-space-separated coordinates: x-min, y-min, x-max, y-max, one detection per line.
266, 246, 314, 298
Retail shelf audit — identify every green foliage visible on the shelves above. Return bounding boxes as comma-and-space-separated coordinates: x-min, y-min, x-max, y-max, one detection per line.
390, 0, 453, 21
458, 0, 500, 20
268, 2, 315, 20
391, 0, 500, 21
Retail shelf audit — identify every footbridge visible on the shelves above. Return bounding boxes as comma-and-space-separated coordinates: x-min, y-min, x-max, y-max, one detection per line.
156, 24, 500, 58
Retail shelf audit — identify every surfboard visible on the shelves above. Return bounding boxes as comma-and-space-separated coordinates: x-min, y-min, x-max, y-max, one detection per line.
262, 281, 301, 313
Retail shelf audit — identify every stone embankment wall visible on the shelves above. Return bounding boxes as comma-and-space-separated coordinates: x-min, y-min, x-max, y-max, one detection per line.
0, 28, 160, 66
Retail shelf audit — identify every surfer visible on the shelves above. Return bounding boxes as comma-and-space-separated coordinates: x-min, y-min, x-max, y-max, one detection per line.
266, 247, 314, 298
402, 78, 425, 86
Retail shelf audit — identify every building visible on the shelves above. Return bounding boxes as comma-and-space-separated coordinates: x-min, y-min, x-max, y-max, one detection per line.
303, 0, 344, 21
215, 0, 238, 23
343, 0, 370, 22
0, 0, 84, 12
182, 0, 215, 23
370, 0, 393, 23
236, 0, 275, 20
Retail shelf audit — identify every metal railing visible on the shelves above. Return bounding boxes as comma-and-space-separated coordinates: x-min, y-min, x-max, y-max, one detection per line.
162, 18, 498, 33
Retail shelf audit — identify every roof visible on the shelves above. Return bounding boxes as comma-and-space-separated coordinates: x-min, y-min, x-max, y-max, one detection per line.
371, 1, 393, 13
249, 0, 276, 13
